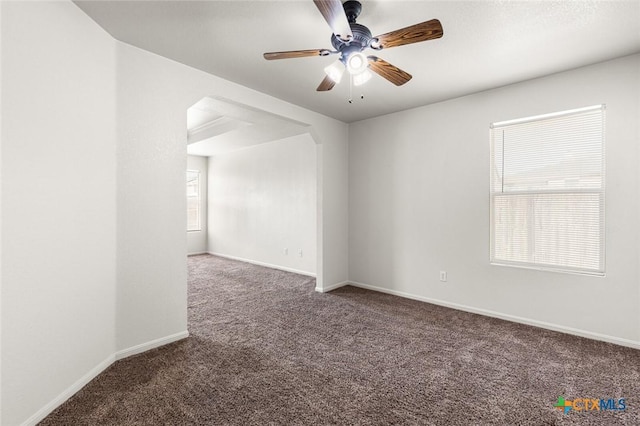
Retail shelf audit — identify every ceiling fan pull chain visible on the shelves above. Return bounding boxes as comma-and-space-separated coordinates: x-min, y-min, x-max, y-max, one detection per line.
348, 74, 353, 103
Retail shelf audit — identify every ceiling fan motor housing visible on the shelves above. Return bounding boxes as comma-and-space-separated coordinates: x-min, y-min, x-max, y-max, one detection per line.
331, 23, 372, 65
343, 0, 362, 23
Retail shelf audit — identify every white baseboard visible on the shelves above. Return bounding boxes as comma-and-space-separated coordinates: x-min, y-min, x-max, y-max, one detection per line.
22, 354, 115, 426
188, 251, 208, 256
116, 330, 189, 360
348, 280, 640, 350
208, 252, 316, 278
315, 280, 348, 293
21, 331, 190, 426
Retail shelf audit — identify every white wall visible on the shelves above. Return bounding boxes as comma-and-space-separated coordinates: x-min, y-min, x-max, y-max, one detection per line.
115, 42, 348, 352
115, 43, 190, 354
187, 155, 208, 255
0, 3, 4, 422
316, 124, 350, 290
1, 1, 349, 424
349, 54, 640, 346
1, 2, 117, 425
208, 134, 317, 275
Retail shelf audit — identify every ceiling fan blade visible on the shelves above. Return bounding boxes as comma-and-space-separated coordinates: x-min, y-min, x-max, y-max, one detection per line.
367, 56, 412, 86
313, 0, 353, 41
263, 49, 330, 60
316, 75, 336, 91
373, 19, 443, 49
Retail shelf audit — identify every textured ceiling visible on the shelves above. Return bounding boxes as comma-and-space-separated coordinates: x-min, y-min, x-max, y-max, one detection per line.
76, 0, 640, 123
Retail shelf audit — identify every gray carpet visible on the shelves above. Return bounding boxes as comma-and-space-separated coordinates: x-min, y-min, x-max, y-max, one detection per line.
41, 254, 639, 425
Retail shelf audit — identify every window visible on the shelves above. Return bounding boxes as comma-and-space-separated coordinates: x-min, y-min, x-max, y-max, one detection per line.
490, 105, 605, 275
186, 170, 201, 231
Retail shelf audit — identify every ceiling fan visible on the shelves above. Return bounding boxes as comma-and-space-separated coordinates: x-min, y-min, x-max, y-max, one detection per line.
263, 0, 443, 91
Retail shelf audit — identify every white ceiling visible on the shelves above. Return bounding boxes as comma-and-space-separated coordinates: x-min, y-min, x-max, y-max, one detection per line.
186, 96, 310, 156
75, 0, 640, 123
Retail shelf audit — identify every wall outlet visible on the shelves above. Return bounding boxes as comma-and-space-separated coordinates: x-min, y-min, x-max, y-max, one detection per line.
439, 271, 447, 282
283, 248, 288, 255
298, 249, 303, 257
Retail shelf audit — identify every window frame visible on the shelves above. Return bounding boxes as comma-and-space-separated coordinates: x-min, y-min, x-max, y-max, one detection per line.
186, 169, 201, 232
489, 104, 606, 276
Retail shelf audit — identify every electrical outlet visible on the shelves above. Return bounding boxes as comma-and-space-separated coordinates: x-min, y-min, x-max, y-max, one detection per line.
298, 249, 303, 257
283, 248, 288, 255
439, 271, 447, 282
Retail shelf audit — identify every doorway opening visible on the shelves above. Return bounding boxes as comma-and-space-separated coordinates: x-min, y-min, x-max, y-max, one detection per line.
185, 96, 320, 279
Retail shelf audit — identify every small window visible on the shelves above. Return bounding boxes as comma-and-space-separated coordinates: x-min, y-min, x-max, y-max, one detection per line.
490, 105, 605, 275
186, 170, 201, 232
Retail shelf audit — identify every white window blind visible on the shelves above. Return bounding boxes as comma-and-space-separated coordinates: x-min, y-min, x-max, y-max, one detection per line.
186, 170, 201, 232
490, 105, 605, 275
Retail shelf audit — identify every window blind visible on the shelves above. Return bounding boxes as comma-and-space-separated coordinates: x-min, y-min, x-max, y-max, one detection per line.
490, 105, 605, 275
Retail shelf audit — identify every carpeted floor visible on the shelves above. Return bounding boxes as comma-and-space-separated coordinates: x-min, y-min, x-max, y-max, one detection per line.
41, 254, 639, 425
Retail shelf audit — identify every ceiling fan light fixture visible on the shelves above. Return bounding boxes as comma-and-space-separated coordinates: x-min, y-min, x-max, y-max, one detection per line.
263, 1, 444, 93
324, 59, 345, 83
346, 52, 368, 75
352, 68, 372, 86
